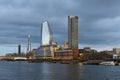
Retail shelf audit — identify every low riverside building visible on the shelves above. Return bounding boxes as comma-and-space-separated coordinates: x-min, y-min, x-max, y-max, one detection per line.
84, 47, 91, 54
113, 48, 120, 55
79, 47, 97, 54
27, 49, 37, 59
36, 42, 61, 59
50, 42, 61, 58
113, 54, 120, 59
54, 49, 73, 61
63, 41, 68, 49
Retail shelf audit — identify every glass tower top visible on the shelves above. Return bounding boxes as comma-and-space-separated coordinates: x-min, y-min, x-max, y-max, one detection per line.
41, 21, 52, 46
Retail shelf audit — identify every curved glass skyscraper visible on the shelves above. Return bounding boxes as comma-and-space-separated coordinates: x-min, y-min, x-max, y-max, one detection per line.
41, 21, 52, 46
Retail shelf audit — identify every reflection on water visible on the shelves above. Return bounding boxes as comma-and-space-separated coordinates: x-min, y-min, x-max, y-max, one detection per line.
0, 61, 120, 80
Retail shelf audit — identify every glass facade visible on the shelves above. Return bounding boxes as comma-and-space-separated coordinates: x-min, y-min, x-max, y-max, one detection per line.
36, 46, 50, 56
41, 21, 52, 46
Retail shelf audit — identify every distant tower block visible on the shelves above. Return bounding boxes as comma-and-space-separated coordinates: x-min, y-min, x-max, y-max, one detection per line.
27, 34, 31, 53
68, 16, 79, 59
18, 44, 21, 55
68, 16, 78, 49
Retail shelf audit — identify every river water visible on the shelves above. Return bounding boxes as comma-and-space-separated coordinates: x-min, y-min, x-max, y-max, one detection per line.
0, 61, 120, 80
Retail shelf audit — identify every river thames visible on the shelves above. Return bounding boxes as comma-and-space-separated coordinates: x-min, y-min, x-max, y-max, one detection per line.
0, 61, 120, 80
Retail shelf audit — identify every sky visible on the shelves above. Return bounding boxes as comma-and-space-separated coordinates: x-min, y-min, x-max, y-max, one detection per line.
0, 0, 120, 55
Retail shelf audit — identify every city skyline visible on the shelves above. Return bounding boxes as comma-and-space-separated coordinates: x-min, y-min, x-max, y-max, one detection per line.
0, 0, 120, 55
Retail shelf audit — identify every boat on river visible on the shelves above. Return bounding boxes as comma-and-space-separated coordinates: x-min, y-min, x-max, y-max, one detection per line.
83, 60, 102, 65
99, 61, 115, 66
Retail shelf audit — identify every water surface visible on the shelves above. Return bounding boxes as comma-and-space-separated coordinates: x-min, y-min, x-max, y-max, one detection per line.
0, 61, 120, 80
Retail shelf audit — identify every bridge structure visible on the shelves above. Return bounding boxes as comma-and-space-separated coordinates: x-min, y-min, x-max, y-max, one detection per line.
0, 56, 27, 61
14, 57, 27, 60
0, 56, 14, 60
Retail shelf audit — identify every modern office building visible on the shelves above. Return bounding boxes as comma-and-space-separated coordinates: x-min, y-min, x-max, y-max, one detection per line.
41, 21, 52, 46
68, 16, 78, 49
68, 16, 78, 59
38, 21, 53, 58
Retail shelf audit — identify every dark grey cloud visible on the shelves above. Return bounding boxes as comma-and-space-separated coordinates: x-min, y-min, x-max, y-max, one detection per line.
0, 0, 120, 54
76, 0, 120, 48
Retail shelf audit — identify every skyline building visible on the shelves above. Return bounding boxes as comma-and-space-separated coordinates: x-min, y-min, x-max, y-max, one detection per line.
27, 34, 31, 53
113, 48, 120, 55
18, 44, 21, 54
68, 16, 78, 49
41, 21, 52, 46
39, 21, 53, 58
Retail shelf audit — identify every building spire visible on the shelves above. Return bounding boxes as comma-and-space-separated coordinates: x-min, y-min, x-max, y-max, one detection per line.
27, 34, 31, 53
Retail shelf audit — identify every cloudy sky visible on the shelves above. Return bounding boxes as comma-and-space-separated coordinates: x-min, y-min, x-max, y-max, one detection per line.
0, 0, 120, 55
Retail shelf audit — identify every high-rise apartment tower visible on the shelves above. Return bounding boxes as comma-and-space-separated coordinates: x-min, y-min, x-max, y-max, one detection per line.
68, 16, 78, 49
18, 44, 21, 55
